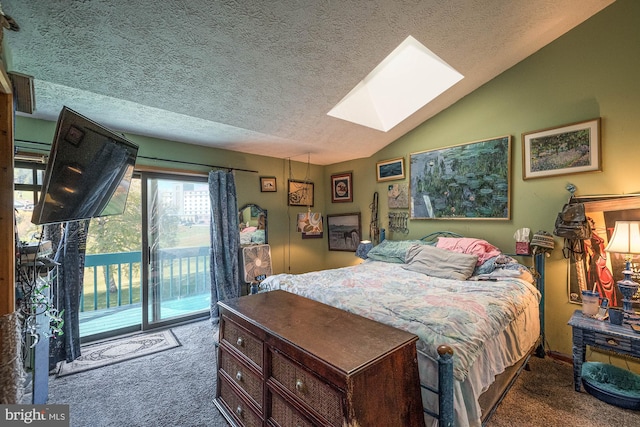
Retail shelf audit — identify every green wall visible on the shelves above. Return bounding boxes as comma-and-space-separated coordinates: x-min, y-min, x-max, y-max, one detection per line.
14, 0, 640, 364
325, 0, 640, 365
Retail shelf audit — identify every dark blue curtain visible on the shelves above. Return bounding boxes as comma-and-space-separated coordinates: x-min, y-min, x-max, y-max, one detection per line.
47, 220, 89, 370
208, 170, 240, 323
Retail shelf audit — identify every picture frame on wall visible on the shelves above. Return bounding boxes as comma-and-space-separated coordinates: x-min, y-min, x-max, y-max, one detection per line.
410, 135, 511, 219
327, 212, 361, 252
288, 180, 314, 206
331, 172, 353, 203
522, 118, 601, 180
260, 176, 277, 192
376, 157, 405, 182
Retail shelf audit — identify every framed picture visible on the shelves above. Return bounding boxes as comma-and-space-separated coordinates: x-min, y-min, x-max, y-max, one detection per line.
387, 183, 409, 209
410, 135, 511, 219
567, 194, 640, 306
331, 172, 353, 203
376, 157, 405, 182
260, 176, 277, 192
288, 180, 314, 206
327, 213, 361, 252
522, 118, 601, 180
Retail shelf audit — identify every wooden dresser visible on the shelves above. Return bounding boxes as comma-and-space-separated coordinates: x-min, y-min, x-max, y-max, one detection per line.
214, 290, 424, 426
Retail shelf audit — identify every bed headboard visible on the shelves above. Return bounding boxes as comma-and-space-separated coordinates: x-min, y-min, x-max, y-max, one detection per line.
419, 231, 463, 244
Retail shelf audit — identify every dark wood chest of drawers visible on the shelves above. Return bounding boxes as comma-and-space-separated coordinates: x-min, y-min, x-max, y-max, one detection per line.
214, 290, 423, 426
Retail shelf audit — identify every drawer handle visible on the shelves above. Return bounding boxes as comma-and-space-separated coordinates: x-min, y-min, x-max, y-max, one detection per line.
607, 338, 619, 346
236, 337, 244, 347
295, 379, 305, 392
235, 371, 243, 382
236, 405, 243, 417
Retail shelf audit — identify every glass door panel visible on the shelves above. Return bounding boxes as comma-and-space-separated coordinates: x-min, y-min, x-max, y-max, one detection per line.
144, 176, 211, 326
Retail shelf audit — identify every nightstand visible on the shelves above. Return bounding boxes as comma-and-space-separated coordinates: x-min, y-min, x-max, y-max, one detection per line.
567, 309, 640, 392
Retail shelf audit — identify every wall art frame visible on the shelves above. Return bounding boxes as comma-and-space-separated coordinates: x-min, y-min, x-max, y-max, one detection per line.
567, 194, 640, 306
327, 212, 361, 252
287, 179, 314, 207
331, 172, 353, 203
522, 118, 601, 180
260, 176, 277, 192
376, 157, 405, 182
410, 135, 511, 220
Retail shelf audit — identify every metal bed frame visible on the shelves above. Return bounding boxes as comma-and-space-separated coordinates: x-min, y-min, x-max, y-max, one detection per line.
412, 232, 546, 426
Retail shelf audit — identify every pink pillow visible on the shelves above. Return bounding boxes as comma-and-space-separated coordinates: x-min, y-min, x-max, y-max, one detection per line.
436, 237, 501, 265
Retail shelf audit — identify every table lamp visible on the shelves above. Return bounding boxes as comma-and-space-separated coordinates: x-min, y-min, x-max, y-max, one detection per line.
356, 240, 373, 259
604, 221, 640, 319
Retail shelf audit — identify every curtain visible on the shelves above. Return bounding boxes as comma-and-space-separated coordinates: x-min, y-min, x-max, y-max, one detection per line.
208, 170, 240, 323
47, 220, 90, 370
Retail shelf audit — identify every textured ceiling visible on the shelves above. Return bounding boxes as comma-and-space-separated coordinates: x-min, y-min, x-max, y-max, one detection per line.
2, 0, 615, 165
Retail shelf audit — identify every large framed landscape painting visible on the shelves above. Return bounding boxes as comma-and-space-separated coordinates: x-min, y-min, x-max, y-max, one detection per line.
409, 136, 511, 219
327, 213, 361, 252
522, 118, 601, 180
568, 194, 640, 306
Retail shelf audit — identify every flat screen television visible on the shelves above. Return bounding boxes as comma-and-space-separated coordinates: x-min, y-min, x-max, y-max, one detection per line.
31, 106, 139, 225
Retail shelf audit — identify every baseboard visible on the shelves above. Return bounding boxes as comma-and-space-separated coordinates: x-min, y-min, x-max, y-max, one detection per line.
547, 350, 573, 364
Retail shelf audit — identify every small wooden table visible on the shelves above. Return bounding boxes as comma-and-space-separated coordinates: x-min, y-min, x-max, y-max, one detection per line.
567, 309, 640, 391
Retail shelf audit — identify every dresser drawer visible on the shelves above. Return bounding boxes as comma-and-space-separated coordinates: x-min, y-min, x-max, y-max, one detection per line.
218, 377, 262, 427
269, 391, 314, 427
270, 350, 343, 426
585, 330, 633, 352
220, 347, 263, 408
222, 316, 263, 369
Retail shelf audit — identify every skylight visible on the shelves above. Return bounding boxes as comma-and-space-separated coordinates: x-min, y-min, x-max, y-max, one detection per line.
327, 36, 463, 132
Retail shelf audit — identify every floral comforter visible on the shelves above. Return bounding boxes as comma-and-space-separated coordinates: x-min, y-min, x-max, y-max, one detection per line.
260, 260, 540, 381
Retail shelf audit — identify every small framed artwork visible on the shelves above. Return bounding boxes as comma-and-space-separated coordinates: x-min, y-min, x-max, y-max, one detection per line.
522, 118, 601, 180
288, 180, 314, 206
387, 183, 409, 209
331, 172, 353, 203
327, 212, 361, 252
376, 157, 405, 182
297, 212, 323, 239
260, 176, 277, 192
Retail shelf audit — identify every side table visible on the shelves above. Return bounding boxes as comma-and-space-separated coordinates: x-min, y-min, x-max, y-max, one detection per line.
567, 309, 640, 392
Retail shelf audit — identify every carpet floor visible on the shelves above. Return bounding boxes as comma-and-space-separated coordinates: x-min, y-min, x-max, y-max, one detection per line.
47, 320, 640, 426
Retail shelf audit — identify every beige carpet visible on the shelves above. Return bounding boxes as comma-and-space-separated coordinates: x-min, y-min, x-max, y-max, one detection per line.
489, 356, 640, 426
56, 329, 180, 377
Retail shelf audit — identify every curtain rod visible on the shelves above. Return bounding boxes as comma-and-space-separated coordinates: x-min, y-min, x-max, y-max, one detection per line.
14, 139, 259, 173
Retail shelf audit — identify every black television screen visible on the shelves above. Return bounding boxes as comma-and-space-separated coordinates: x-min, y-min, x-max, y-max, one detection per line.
31, 106, 139, 225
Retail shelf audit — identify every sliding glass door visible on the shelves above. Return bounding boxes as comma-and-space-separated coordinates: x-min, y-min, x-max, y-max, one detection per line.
143, 174, 211, 328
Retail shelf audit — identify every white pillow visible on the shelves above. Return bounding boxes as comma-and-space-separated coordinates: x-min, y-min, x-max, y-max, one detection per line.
403, 244, 478, 280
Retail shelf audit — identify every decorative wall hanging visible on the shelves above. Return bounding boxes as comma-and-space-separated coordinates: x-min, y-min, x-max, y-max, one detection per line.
567, 194, 640, 307
376, 157, 405, 182
297, 212, 323, 239
288, 179, 314, 206
410, 135, 511, 219
331, 172, 353, 203
522, 118, 601, 180
260, 176, 277, 192
387, 183, 409, 209
388, 212, 409, 234
327, 213, 361, 252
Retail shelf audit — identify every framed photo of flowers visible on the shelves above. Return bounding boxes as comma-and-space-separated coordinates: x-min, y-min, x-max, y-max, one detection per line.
522, 118, 601, 180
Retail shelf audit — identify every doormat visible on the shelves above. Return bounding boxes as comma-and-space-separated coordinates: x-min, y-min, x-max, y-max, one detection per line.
57, 329, 181, 377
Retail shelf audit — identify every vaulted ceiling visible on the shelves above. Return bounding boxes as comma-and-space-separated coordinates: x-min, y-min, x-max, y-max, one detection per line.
2, 0, 615, 165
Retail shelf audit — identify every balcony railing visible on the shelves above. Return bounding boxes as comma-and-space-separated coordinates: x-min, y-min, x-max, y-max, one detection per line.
81, 246, 211, 312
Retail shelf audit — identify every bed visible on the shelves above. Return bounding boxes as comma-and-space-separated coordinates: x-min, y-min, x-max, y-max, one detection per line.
259, 232, 545, 427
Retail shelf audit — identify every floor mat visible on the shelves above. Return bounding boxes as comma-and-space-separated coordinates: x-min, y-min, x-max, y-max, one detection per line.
57, 329, 181, 377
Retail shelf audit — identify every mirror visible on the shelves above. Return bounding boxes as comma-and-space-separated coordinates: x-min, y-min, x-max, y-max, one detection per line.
239, 203, 267, 246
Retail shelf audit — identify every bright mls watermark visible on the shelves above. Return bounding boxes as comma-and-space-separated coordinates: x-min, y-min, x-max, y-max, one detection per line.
1, 405, 69, 426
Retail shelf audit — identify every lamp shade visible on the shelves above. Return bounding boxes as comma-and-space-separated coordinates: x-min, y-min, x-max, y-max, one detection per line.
604, 221, 640, 254
356, 240, 373, 259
